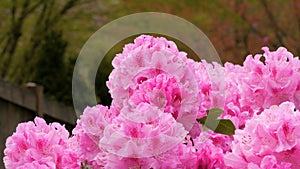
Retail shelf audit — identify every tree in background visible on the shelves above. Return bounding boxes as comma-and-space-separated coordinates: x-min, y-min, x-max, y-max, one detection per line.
0, 0, 85, 83
32, 30, 70, 103
0, 0, 43, 77
210, 0, 300, 64
0, 0, 92, 105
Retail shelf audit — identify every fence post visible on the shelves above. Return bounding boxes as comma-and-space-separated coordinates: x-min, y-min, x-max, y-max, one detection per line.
26, 82, 44, 117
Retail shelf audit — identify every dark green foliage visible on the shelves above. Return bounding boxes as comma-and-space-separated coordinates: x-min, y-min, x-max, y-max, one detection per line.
32, 30, 72, 104
95, 62, 113, 106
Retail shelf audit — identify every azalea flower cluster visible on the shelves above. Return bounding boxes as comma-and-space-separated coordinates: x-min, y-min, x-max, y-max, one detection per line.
3, 35, 300, 169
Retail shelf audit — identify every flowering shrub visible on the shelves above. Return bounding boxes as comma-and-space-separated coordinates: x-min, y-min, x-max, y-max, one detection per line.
3, 35, 300, 169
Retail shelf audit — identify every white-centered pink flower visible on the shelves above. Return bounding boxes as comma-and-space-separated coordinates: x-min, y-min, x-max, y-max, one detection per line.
107, 35, 210, 131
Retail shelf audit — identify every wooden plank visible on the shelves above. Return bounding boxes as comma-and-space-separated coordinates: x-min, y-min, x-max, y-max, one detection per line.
0, 79, 77, 125
43, 97, 77, 125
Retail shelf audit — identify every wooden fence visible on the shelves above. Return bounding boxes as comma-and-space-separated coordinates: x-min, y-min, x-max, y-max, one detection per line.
0, 79, 77, 169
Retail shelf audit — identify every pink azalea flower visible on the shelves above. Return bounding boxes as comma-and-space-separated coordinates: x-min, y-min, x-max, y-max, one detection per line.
3, 117, 69, 169
237, 47, 299, 111
203, 47, 300, 129
224, 102, 300, 169
107, 35, 209, 131
70, 105, 113, 168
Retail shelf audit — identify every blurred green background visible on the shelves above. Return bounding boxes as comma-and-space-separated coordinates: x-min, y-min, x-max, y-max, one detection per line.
0, 0, 299, 106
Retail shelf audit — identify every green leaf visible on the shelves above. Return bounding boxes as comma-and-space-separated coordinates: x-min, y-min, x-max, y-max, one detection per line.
197, 116, 207, 125
205, 108, 223, 119
197, 108, 236, 135
197, 116, 209, 132
213, 119, 236, 135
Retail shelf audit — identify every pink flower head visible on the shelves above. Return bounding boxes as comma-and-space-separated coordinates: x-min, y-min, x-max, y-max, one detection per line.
203, 47, 300, 128
72, 35, 213, 165
3, 117, 69, 169
224, 102, 300, 169
107, 35, 210, 131
238, 47, 300, 110
70, 105, 114, 168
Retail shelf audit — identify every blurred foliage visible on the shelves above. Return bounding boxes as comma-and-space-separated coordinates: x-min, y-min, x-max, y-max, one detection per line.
0, 0, 299, 107
32, 30, 74, 104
